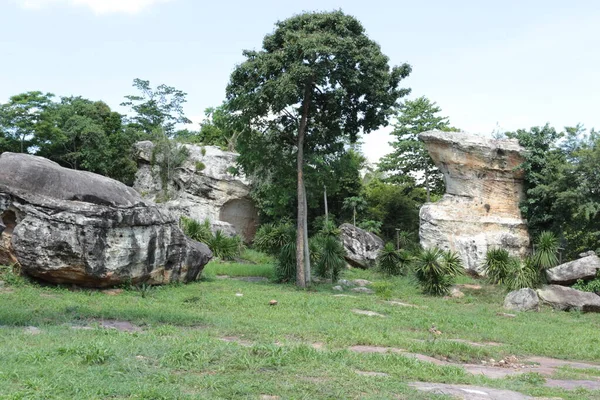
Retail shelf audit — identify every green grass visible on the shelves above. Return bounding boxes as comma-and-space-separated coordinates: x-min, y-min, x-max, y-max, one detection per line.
1, 260, 599, 399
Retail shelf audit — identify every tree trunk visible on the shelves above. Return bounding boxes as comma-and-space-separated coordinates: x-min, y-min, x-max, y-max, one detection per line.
303, 181, 310, 285
353, 206, 356, 227
296, 80, 313, 288
324, 185, 328, 222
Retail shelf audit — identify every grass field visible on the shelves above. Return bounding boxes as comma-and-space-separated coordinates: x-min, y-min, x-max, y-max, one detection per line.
1, 257, 599, 399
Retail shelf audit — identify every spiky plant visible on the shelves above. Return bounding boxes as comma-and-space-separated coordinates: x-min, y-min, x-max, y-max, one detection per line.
533, 231, 559, 270
482, 248, 512, 284
275, 241, 297, 283
377, 243, 410, 276
413, 248, 463, 296
180, 217, 212, 243
311, 218, 346, 281
253, 221, 295, 255
207, 230, 244, 260
505, 256, 541, 290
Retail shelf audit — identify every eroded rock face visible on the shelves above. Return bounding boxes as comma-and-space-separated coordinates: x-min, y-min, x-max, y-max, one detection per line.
0, 152, 211, 288
537, 285, 600, 312
546, 254, 600, 285
133, 141, 258, 241
339, 224, 384, 269
419, 130, 531, 274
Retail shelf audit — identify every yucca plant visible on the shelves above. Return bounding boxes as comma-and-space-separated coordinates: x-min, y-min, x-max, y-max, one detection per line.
311, 219, 346, 281
413, 247, 463, 296
207, 230, 244, 260
532, 231, 559, 270
377, 243, 410, 276
505, 256, 541, 290
482, 248, 512, 284
180, 217, 212, 243
275, 241, 297, 283
253, 221, 295, 255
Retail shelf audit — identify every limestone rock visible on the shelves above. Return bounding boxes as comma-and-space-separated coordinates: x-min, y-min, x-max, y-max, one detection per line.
546, 255, 600, 285
536, 285, 600, 312
0, 152, 211, 288
504, 288, 539, 312
419, 130, 531, 274
351, 287, 374, 294
133, 141, 258, 241
339, 223, 384, 269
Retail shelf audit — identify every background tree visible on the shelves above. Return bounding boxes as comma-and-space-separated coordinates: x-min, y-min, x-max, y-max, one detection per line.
121, 78, 191, 136
342, 196, 367, 227
227, 11, 411, 287
379, 96, 456, 201
0, 91, 54, 153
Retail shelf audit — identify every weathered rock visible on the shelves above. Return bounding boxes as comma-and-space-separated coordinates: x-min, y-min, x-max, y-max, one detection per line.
579, 250, 596, 258
133, 141, 259, 241
339, 224, 384, 269
449, 287, 465, 298
409, 382, 533, 400
351, 287, 374, 294
419, 130, 531, 274
332, 285, 343, 291
546, 255, 600, 285
504, 288, 539, 312
537, 285, 600, 312
0, 152, 211, 288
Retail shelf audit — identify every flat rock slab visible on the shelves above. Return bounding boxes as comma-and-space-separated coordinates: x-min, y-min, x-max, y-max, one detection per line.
219, 336, 253, 347
24, 326, 42, 335
385, 300, 421, 308
333, 294, 356, 298
351, 309, 386, 317
544, 379, 600, 390
409, 382, 533, 400
448, 339, 502, 347
351, 287, 374, 294
99, 320, 143, 333
525, 356, 600, 372
233, 276, 269, 283
348, 345, 405, 354
456, 284, 483, 290
355, 370, 389, 377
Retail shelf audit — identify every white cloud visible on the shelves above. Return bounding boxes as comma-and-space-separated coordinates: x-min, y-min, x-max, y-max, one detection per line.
17, 0, 174, 14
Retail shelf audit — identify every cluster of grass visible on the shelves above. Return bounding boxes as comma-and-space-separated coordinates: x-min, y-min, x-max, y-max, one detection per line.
1, 258, 599, 399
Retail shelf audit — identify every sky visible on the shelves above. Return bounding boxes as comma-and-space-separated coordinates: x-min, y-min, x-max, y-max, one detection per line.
1, 0, 599, 163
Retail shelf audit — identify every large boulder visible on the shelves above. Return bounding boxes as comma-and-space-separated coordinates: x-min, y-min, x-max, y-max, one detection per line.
546, 254, 600, 285
133, 141, 258, 241
536, 285, 600, 312
504, 288, 539, 312
339, 224, 384, 269
418, 130, 531, 274
0, 152, 212, 288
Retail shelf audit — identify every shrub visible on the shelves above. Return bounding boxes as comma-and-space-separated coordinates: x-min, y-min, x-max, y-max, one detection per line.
180, 217, 244, 260
413, 248, 463, 296
358, 220, 382, 235
505, 257, 541, 291
311, 219, 345, 281
195, 161, 206, 171
532, 231, 559, 270
180, 217, 212, 243
482, 248, 512, 284
254, 221, 295, 255
377, 243, 410, 276
275, 241, 296, 283
573, 271, 600, 294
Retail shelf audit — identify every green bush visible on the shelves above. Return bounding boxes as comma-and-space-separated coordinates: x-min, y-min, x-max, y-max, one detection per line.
358, 220, 382, 235
180, 217, 212, 243
275, 241, 297, 283
377, 243, 410, 276
180, 217, 244, 260
482, 248, 512, 284
532, 231, 559, 270
573, 272, 600, 294
254, 221, 295, 255
195, 161, 206, 171
505, 257, 541, 291
312, 235, 345, 281
413, 248, 463, 296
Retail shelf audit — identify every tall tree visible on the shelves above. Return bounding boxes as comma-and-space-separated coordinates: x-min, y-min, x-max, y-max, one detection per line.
227, 11, 411, 287
0, 91, 54, 153
121, 78, 191, 136
379, 96, 455, 201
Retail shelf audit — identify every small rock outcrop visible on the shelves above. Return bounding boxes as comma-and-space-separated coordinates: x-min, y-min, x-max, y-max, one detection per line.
536, 285, 600, 312
339, 224, 384, 268
504, 288, 540, 312
0, 152, 212, 288
419, 130, 531, 274
546, 254, 600, 285
133, 141, 259, 241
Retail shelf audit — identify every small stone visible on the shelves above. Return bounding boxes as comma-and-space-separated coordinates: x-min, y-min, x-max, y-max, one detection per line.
337, 279, 352, 287
450, 287, 465, 298
25, 326, 41, 335
351, 287, 374, 294
102, 288, 123, 296
497, 312, 516, 318
351, 309, 386, 317
235, 293, 243, 297
352, 279, 372, 287
332, 285, 343, 291
269, 299, 278, 306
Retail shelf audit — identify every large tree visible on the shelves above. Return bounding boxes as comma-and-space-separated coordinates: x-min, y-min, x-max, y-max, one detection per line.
227, 11, 411, 287
378, 96, 455, 201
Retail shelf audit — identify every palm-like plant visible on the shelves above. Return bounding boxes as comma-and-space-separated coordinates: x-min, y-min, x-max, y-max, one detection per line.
505, 256, 541, 290
253, 220, 295, 255
180, 217, 212, 243
377, 243, 410, 276
311, 218, 346, 281
533, 231, 559, 270
482, 248, 512, 284
358, 220, 382, 235
413, 247, 463, 296
342, 196, 368, 227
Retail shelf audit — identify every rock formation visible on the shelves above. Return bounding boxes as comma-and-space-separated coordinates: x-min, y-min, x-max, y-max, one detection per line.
504, 288, 540, 312
0, 152, 212, 287
536, 285, 600, 312
546, 254, 600, 285
339, 224, 384, 269
419, 130, 531, 274
133, 141, 258, 241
